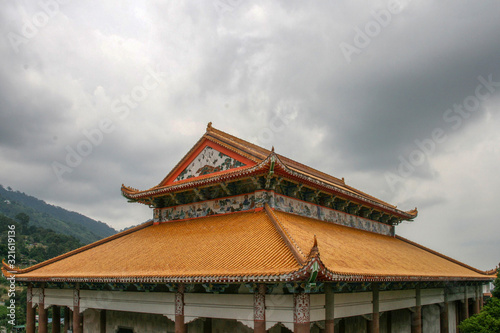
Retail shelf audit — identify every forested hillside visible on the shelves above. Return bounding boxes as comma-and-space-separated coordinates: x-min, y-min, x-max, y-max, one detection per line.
0, 212, 86, 329
0, 185, 116, 244
0, 213, 83, 267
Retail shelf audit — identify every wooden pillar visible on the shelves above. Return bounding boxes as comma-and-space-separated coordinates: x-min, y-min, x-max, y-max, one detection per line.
325, 284, 335, 333
294, 292, 310, 333
100, 309, 106, 333
371, 283, 380, 333
73, 289, 83, 333
52, 305, 60, 333
387, 311, 392, 333
461, 287, 469, 321
479, 285, 484, 311
440, 303, 449, 333
440, 289, 449, 333
175, 284, 186, 333
411, 285, 422, 333
64, 306, 70, 332
39, 288, 48, 333
338, 318, 345, 333
254, 284, 266, 333
203, 317, 212, 333
26, 284, 35, 333
473, 285, 480, 314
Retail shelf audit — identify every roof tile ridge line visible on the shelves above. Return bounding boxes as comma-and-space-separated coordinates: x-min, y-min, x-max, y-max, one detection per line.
271, 155, 415, 219
264, 203, 306, 265
211, 128, 352, 189
205, 134, 264, 162
395, 235, 495, 276
340, 183, 397, 209
205, 131, 268, 160
279, 157, 345, 186
208, 125, 271, 155
6, 221, 154, 275
285, 164, 400, 212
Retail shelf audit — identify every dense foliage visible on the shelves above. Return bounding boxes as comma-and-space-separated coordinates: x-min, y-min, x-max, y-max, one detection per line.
459, 268, 500, 333
494, 269, 500, 299
0, 277, 27, 328
0, 213, 83, 265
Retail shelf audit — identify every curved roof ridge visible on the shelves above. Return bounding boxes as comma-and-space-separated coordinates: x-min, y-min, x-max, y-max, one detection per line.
207, 123, 270, 159
264, 203, 306, 265
271, 154, 416, 219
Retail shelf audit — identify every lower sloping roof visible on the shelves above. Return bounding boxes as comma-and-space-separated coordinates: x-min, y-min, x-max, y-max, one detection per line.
2, 208, 495, 283
3, 211, 300, 282
273, 210, 492, 280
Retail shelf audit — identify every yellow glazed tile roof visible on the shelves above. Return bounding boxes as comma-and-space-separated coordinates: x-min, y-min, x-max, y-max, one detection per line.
8, 211, 300, 280
273, 210, 492, 279
4, 209, 494, 282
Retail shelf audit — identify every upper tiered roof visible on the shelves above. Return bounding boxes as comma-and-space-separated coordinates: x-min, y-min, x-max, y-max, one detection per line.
122, 123, 417, 222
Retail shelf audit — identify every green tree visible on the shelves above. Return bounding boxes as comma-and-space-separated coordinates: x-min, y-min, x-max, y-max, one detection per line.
15, 212, 30, 233
459, 268, 500, 333
493, 267, 500, 299
459, 298, 500, 332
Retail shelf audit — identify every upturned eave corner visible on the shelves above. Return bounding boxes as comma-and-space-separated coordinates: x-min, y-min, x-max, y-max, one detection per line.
1, 259, 19, 279
485, 263, 499, 276
121, 184, 139, 197
406, 207, 418, 219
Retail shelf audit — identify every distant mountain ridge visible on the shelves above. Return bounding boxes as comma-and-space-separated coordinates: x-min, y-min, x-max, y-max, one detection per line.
0, 185, 117, 244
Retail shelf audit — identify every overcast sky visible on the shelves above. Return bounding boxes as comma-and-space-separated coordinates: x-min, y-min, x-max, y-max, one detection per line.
1, 0, 499, 270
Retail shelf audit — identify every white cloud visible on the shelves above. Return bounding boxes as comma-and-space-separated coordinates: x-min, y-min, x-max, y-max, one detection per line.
0, 0, 499, 269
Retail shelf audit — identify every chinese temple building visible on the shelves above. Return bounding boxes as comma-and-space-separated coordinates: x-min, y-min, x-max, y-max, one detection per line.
2, 123, 496, 333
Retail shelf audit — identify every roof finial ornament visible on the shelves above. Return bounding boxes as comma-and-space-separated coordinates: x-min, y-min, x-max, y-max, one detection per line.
307, 235, 320, 259
207, 122, 212, 131
271, 146, 275, 152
